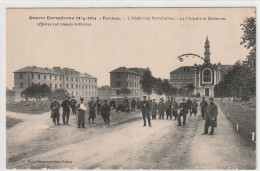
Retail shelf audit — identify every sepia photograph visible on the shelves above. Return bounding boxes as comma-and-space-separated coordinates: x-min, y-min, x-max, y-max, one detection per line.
5, 7, 256, 170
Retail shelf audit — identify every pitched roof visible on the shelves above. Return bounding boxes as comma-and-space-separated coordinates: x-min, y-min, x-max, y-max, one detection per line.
14, 66, 61, 75
110, 67, 139, 75
170, 66, 195, 74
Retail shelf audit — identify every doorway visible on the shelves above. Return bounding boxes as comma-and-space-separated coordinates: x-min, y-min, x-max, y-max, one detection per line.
205, 88, 209, 96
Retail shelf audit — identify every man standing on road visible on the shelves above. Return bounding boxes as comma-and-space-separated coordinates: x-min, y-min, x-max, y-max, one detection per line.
50, 96, 60, 126
71, 97, 77, 115
186, 97, 192, 115
96, 97, 102, 116
172, 98, 178, 120
131, 98, 137, 112
166, 97, 172, 120
77, 97, 87, 128
151, 99, 158, 120
140, 96, 152, 127
101, 100, 111, 125
88, 97, 96, 124
61, 96, 71, 125
178, 98, 188, 127
203, 98, 218, 135
158, 98, 165, 119
191, 99, 198, 117
200, 97, 208, 120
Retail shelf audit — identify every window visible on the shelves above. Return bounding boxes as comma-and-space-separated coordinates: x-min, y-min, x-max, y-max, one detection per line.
55, 84, 57, 89
50, 75, 52, 80
55, 76, 57, 81
117, 90, 120, 95
86, 85, 87, 89
116, 81, 121, 87
82, 85, 84, 89
60, 84, 62, 88
32, 82, 34, 86
95, 85, 96, 89
50, 83, 52, 89
127, 82, 128, 87
76, 84, 78, 89
89, 85, 91, 89
71, 84, 73, 88
31, 74, 34, 79
66, 77, 68, 81
76, 78, 78, 82
116, 73, 120, 78
203, 68, 212, 83
76, 91, 78, 96
20, 83, 23, 88
19, 74, 23, 79
44, 75, 46, 80
66, 84, 69, 88
92, 85, 94, 89
60, 76, 62, 80
71, 77, 73, 81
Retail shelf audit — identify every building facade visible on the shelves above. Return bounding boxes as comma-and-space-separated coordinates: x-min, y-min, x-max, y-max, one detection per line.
14, 66, 97, 100
110, 67, 144, 97
170, 37, 231, 97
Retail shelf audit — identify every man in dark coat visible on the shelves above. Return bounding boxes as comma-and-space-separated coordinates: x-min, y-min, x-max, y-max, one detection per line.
88, 97, 96, 124
191, 99, 198, 117
200, 97, 208, 120
131, 98, 137, 112
61, 96, 71, 125
71, 98, 77, 115
109, 99, 116, 111
148, 97, 152, 108
140, 96, 152, 127
96, 97, 102, 116
101, 100, 111, 125
172, 98, 178, 120
158, 98, 165, 119
166, 97, 172, 120
151, 99, 158, 119
186, 97, 192, 115
50, 97, 60, 126
178, 98, 188, 126
203, 98, 218, 135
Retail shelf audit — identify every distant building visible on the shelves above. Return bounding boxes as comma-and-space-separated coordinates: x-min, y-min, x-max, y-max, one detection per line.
170, 37, 231, 97
109, 67, 145, 97
13, 66, 97, 100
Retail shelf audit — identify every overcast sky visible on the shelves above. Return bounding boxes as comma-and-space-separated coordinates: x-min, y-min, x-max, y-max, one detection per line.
6, 8, 255, 89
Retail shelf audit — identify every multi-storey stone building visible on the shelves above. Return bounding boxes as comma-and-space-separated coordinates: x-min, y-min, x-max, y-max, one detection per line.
170, 37, 231, 97
14, 66, 97, 100
110, 67, 145, 97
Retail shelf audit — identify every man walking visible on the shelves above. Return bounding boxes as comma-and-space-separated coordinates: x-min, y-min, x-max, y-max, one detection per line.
96, 97, 102, 116
131, 98, 137, 112
200, 97, 208, 120
203, 98, 218, 135
50, 96, 60, 126
172, 98, 178, 120
140, 96, 152, 127
191, 99, 198, 117
151, 99, 158, 120
166, 97, 172, 120
61, 96, 71, 125
186, 97, 192, 115
88, 97, 96, 124
158, 98, 165, 119
77, 97, 87, 128
178, 98, 188, 127
101, 100, 111, 125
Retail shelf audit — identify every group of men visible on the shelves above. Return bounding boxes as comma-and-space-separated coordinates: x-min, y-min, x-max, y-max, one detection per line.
139, 95, 218, 135
50, 95, 218, 135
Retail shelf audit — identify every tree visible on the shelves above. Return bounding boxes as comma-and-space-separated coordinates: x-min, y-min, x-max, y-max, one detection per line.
140, 68, 156, 96
21, 84, 51, 101
154, 78, 164, 97
51, 89, 69, 101
120, 87, 131, 97
214, 81, 229, 99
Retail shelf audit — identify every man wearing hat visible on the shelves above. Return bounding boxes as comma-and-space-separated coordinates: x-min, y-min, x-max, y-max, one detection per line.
158, 98, 165, 119
203, 97, 218, 135
61, 96, 71, 125
140, 96, 152, 127
172, 98, 178, 120
186, 97, 193, 115
178, 98, 188, 126
50, 96, 60, 126
191, 99, 198, 117
166, 96, 172, 120
200, 96, 208, 120
77, 97, 87, 128
151, 99, 158, 119
88, 97, 96, 124
101, 100, 111, 125
96, 97, 102, 116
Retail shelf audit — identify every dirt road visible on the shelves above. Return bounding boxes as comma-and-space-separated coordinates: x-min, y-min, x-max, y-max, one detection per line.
6, 102, 255, 169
